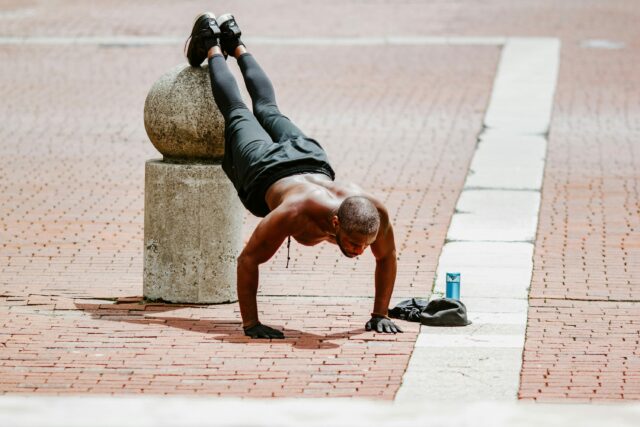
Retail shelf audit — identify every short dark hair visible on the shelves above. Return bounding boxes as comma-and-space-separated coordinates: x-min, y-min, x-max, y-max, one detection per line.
337, 196, 380, 236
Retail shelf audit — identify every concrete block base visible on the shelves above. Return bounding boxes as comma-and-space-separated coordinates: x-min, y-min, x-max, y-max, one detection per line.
143, 159, 241, 303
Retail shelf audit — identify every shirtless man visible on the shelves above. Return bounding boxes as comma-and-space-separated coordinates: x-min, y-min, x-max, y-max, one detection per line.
185, 12, 403, 338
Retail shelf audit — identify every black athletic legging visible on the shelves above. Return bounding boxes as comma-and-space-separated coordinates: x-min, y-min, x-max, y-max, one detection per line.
207, 53, 306, 142
205, 53, 335, 218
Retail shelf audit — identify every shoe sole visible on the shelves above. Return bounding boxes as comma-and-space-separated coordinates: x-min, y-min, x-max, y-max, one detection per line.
192, 11, 216, 27
185, 11, 216, 66
216, 13, 233, 27
216, 13, 243, 56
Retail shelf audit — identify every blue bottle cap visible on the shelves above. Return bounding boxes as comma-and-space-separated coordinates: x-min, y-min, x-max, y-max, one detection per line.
446, 272, 460, 283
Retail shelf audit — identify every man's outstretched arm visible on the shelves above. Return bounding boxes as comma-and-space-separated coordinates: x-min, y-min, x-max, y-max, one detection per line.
369, 208, 403, 333
236, 206, 293, 338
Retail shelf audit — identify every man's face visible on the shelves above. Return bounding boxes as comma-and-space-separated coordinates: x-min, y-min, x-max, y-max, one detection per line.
335, 229, 376, 258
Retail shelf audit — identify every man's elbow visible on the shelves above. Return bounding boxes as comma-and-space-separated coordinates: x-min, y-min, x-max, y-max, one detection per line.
377, 250, 397, 264
237, 253, 261, 269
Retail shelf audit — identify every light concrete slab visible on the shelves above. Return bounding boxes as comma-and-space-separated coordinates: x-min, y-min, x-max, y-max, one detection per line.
454, 297, 529, 313
433, 242, 534, 298
466, 136, 547, 190
396, 347, 524, 401
477, 130, 546, 143
436, 241, 534, 268
2, 396, 640, 427
580, 39, 626, 50
465, 312, 527, 328
434, 267, 531, 299
483, 38, 560, 135
422, 322, 526, 336
446, 190, 541, 242
416, 333, 525, 348
397, 37, 559, 404
468, 311, 528, 325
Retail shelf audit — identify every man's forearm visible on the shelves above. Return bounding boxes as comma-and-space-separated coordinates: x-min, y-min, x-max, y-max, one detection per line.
373, 253, 397, 316
236, 255, 260, 328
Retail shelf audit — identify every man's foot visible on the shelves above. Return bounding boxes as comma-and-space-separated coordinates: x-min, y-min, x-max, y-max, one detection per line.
184, 12, 223, 67
217, 13, 245, 57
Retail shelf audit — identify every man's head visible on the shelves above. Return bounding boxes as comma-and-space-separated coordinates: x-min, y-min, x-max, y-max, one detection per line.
332, 196, 381, 258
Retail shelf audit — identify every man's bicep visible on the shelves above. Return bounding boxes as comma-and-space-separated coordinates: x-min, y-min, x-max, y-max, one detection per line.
240, 209, 292, 265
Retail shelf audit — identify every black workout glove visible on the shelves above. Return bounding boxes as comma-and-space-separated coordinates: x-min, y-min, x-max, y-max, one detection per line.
366, 316, 403, 334
243, 322, 285, 339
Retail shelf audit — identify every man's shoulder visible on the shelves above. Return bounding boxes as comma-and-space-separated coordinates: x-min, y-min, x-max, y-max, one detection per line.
304, 179, 389, 217
288, 189, 333, 215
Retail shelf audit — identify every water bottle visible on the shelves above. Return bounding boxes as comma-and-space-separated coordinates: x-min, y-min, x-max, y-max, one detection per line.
446, 272, 461, 300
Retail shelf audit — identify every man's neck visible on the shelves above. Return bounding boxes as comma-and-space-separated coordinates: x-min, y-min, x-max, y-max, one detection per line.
325, 206, 338, 236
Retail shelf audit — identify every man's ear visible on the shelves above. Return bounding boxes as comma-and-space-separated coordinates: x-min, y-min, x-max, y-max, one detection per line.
331, 215, 340, 230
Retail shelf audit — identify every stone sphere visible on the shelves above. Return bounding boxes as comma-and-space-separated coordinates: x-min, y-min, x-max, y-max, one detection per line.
144, 63, 225, 161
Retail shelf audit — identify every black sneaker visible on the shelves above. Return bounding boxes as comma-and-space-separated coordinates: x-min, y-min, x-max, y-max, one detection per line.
184, 12, 223, 67
217, 14, 245, 57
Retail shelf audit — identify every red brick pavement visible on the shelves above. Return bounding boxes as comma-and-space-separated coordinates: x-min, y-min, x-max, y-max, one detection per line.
0, 0, 638, 46
0, 43, 498, 397
519, 45, 640, 401
520, 300, 640, 401
3, 0, 638, 402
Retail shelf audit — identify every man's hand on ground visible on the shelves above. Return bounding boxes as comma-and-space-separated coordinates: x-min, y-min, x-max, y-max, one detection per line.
243, 322, 285, 339
365, 316, 403, 334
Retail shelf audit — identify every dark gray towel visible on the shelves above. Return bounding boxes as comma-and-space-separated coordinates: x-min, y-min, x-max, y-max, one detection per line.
389, 298, 471, 327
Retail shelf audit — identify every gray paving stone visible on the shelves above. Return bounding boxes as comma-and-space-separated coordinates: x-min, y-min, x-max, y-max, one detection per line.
433, 242, 534, 299
446, 190, 541, 242
459, 297, 529, 313
397, 347, 524, 400
416, 333, 525, 348
435, 267, 531, 299
422, 322, 526, 336
580, 39, 626, 50
466, 311, 527, 326
1, 396, 640, 427
400, 37, 559, 406
466, 135, 546, 190
435, 241, 534, 269
483, 38, 560, 135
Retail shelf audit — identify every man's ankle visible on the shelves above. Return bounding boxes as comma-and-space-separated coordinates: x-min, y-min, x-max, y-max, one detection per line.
242, 320, 260, 329
234, 45, 248, 58
208, 46, 224, 58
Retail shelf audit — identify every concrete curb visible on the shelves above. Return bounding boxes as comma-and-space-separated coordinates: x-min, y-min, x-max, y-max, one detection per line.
1, 396, 639, 427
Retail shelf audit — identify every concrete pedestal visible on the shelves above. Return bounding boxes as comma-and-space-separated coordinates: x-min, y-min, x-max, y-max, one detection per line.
143, 160, 241, 303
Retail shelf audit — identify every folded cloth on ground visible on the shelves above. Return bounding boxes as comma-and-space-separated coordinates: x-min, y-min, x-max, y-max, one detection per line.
388, 298, 429, 322
389, 298, 471, 327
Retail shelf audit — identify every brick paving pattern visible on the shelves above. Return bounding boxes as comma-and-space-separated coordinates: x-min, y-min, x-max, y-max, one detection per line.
519, 45, 640, 401
0, 38, 498, 397
521, 300, 640, 401
2, 0, 639, 401
391, 0, 639, 402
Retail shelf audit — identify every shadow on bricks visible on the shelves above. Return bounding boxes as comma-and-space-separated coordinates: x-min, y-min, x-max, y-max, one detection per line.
74, 301, 366, 350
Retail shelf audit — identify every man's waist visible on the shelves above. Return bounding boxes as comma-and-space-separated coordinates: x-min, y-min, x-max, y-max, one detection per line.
251, 164, 335, 197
